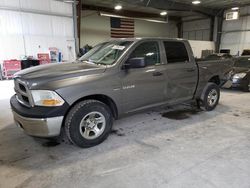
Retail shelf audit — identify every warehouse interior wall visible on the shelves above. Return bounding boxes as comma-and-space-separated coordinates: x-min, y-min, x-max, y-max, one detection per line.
189, 40, 215, 58
81, 11, 178, 47
0, 0, 76, 64
81, 11, 214, 58
182, 17, 211, 41
134, 19, 178, 39
220, 6, 250, 55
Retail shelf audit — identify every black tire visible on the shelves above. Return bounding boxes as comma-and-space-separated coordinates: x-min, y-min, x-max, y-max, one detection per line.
65, 100, 113, 148
200, 83, 220, 111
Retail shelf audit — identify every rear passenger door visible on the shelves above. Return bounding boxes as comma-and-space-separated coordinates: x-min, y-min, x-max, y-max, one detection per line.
163, 41, 198, 102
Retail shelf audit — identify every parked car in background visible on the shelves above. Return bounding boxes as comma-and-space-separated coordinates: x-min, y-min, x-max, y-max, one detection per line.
223, 56, 250, 92
11, 38, 227, 148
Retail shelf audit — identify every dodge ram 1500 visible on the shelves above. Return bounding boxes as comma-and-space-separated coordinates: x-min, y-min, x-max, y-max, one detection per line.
11, 38, 227, 148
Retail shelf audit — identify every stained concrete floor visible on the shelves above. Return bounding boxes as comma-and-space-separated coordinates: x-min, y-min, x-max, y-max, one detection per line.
0, 80, 250, 188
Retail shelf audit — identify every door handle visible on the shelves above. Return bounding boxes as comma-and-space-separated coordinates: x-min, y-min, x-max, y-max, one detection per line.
187, 68, 195, 72
152, 72, 163, 76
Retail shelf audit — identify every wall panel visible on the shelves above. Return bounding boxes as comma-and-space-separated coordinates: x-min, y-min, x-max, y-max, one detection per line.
0, 0, 75, 63
183, 18, 211, 41
220, 6, 250, 55
20, 0, 51, 11
0, 35, 25, 60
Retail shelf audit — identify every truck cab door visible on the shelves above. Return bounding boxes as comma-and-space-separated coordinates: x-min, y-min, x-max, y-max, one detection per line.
162, 41, 198, 103
121, 41, 167, 113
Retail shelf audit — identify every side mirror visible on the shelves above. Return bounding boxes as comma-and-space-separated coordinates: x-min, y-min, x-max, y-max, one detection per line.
123, 57, 146, 69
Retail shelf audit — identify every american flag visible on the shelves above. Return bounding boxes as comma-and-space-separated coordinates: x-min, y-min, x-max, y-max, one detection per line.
110, 17, 134, 38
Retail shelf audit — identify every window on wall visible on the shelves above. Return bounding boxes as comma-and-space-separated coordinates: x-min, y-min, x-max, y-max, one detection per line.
130, 41, 160, 66
163, 41, 189, 63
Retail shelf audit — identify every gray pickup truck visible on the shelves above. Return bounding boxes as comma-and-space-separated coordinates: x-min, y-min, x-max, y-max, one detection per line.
11, 38, 226, 148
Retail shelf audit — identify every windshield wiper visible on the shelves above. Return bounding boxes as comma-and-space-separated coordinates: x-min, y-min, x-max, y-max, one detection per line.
82, 60, 107, 66
94, 62, 107, 66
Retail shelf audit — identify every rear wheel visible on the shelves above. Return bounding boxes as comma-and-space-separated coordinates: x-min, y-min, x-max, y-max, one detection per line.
200, 83, 220, 111
65, 100, 113, 148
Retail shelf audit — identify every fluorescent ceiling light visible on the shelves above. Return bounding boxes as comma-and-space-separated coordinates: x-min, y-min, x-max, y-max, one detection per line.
54, 0, 78, 3
114, 5, 122, 10
192, 1, 201, 5
99, 13, 168, 23
160, 11, 167, 16
231, 7, 239, 10
63, 0, 74, 3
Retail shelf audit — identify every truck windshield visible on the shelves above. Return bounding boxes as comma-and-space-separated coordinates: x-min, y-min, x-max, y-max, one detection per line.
79, 41, 133, 65
234, 58, 250, 68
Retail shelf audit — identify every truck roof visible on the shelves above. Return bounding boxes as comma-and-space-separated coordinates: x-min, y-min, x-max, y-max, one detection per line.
109, 37, 188, 42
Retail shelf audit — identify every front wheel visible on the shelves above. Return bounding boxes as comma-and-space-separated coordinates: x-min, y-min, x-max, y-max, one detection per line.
200, 83, 220, 111
64, 100, 113, 148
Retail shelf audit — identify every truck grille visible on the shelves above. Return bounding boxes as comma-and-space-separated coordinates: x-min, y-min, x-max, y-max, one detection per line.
14, 79, 32, 107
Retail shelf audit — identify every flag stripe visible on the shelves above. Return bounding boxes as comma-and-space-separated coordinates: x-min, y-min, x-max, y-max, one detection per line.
111, 28, 134, 32
121, 21, 134, 25
120, 24, 134, 28
111, 35, 134, 37
111, 30, 134, 33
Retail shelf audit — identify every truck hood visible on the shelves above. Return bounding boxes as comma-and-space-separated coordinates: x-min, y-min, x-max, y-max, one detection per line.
15, 62, 106, 80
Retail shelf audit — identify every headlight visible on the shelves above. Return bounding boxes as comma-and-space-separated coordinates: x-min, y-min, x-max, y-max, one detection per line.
233, 73, 246, 79
31, 90, 65, 107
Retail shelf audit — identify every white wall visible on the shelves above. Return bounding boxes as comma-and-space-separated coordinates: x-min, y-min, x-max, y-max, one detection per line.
183, 17, 211, 41
189, 40, 215, 58
81, 11, 178, 47
220, 6, 250, 55
0, 0, 76, 63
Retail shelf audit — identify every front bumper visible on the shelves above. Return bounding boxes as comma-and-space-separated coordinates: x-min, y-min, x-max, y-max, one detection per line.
13, 111, 63, 137
10, 95, 69, 137
222, 78, 249, 90
231, 78, 249, 89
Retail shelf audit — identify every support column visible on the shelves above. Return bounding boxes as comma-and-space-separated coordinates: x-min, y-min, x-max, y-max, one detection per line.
77, 0, 82, 49
215, 11, 224, 53
73, 0, 80, 57
177, 21, 183, 38
210, 16, 215, 41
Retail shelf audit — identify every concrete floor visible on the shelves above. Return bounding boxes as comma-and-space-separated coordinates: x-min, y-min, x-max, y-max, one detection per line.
0, 80, 250, 188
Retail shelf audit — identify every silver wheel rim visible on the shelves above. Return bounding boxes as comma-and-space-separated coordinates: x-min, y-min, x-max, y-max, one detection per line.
79, 111, 106, 140
207, 89, 218, 107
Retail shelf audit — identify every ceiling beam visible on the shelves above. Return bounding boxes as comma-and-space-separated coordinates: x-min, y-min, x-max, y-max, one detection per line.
82, 4, 181, 22
120, 0, 219, 17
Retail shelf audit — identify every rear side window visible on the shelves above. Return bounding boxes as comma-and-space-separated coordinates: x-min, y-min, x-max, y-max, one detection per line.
163, 41, 189, 63
130, 41, 160, 66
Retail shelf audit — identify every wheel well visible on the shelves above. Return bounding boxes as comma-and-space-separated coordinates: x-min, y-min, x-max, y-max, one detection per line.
70, 94, 118, 119
209, 76, 220, 85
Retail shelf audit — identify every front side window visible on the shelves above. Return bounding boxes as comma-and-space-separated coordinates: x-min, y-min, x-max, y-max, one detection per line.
129, 41, 160, 66
164, 41, 189, 63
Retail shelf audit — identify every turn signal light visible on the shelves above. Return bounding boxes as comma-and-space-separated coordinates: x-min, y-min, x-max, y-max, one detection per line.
42, 99, 62, 106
